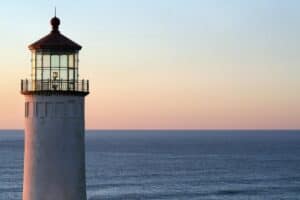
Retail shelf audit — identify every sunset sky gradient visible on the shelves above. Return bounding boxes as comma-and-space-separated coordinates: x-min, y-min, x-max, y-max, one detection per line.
0, 0, 299, 129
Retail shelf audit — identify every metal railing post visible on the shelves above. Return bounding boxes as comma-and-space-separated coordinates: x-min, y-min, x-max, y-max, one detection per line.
21, 80, 23, 92
87, 80, 89, 92
82, 79, 84, 91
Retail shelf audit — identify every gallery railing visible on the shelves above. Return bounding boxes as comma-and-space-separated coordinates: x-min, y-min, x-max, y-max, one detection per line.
21, 79, 89, 93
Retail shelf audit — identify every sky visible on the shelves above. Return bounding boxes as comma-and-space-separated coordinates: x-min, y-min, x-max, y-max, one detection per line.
0, 0, 299, 129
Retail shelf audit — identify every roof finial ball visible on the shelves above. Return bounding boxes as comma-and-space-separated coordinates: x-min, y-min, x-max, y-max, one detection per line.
51, 16, 60, 32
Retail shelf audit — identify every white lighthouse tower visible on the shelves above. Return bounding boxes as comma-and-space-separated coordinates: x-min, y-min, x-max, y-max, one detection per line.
21, 16, 89, 200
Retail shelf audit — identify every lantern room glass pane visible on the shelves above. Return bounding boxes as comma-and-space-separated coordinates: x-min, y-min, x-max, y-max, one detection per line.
75, 69, 78, 80
31, 53, 36, 80
60, 55, 68, 68
37, 54, 42, 68
43, 55, 50, 68
68, 54, 74, 68
43, 69, 50, 80
51, 55, 59, 67
60, 69, 67, 80
69, 69, 74, 80
31, 53, 36, 68
36, 69, 42, 80
75, 53, 78, 68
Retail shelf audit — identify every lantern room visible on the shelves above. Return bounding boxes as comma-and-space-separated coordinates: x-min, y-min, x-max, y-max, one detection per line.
21, 16, 89, 95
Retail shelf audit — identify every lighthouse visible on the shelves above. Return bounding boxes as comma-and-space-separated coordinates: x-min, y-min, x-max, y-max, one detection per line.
21, 16, 89, 200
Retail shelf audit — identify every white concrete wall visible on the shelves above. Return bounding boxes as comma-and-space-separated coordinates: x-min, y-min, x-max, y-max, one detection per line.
23, 95, 87, 200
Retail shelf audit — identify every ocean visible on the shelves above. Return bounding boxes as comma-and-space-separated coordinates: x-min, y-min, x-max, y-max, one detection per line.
0, 130, 299, 200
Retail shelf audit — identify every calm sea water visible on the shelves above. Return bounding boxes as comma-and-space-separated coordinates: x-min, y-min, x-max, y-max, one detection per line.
0, 130, 300, 200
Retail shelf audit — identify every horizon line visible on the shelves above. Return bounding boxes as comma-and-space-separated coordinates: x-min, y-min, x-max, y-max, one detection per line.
1, 129, 299, 131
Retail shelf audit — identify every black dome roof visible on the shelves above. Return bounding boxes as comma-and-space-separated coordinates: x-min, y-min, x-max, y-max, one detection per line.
28, 17, 82, 51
